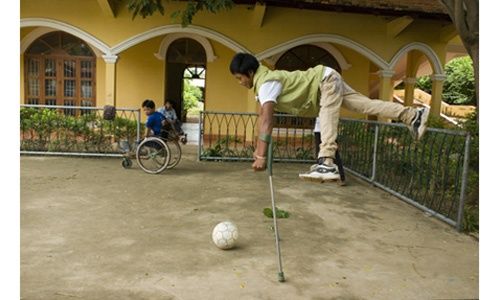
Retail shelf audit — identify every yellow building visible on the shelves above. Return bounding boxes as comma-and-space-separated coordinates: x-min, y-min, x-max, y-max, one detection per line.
20, 0, 465, 121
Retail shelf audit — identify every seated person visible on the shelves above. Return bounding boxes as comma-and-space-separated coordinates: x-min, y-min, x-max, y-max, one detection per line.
158, 100, 185, 136
142, 99, 167, 138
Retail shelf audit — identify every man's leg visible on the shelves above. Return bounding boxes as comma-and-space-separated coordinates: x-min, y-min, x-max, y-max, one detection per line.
341, 87, 416, 123
299, 73, 343, 182
341, 83, 429, 139
317, 73, 344, 161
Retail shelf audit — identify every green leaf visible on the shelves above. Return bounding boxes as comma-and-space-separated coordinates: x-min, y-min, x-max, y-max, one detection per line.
263, 207, 290, 219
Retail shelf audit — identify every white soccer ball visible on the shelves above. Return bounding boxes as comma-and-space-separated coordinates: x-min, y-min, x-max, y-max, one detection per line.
212, 221, 239, 250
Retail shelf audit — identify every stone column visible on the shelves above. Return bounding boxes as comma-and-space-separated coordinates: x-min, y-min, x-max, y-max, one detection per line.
430, 74, 447, 117
377, 70, 395, 122
403, 77, 417, 107
102, 54, 118, 106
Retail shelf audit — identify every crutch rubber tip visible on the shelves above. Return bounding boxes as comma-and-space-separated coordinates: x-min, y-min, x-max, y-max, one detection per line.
278, 272, 285, 282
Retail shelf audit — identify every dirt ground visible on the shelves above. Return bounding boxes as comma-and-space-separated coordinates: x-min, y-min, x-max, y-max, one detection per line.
20, 145, 478, 300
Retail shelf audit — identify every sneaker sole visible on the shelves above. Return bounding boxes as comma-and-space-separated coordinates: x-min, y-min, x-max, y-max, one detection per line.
299, 174, 340, 183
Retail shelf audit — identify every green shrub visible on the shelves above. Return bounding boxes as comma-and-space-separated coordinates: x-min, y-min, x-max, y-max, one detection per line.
416, 56, 476, 106
20, 108, 140, 152
416, 75, 432, 94
443, 57, 476, 105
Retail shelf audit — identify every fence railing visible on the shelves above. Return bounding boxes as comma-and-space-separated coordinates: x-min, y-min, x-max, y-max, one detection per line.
20, 104, 141, 157
338, 118, 470, 231
198, 111, 471, 231
198, 111, 316, 162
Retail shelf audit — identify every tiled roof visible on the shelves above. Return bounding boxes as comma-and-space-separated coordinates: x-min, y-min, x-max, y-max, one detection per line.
300, 0, 447, 14
235, 0, 450, 19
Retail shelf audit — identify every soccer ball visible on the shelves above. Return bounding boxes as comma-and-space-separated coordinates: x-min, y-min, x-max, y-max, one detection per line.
212, 221, 239, 250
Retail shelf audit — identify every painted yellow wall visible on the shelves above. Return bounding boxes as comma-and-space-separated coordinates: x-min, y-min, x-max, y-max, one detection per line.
20, 1, 449, 64
20, 27, 35, 40
205, 41, 251, 113
20, 55, 24, 104
20, 0, 454, 119
95, 59, 106, 107
115, 36, 165, 117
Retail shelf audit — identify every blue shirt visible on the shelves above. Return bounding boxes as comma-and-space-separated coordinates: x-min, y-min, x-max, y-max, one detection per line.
146, 111, 165, 136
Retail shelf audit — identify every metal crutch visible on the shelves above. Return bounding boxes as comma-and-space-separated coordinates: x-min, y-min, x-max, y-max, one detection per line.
266, 139, 285, 282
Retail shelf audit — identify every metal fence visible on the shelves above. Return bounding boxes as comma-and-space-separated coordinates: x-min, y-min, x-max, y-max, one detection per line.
338, 118, 470, 231
20, 104, 141, 157
198, 111, 471, 231
198, 111, 316, 162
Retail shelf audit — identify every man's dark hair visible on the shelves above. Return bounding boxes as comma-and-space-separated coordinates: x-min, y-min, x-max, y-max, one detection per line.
229, 53, 260, 76
142, 99, 156, 109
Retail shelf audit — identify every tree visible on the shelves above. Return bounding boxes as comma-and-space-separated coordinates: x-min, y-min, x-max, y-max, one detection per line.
442, 57, 476, 105
125, 0, 233, 26
183, 79, 203, 112
439, 0, 479, 114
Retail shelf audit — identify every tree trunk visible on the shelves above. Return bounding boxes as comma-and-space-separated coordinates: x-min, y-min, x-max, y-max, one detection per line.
439, 0, 479, 120
469, 43, 479, 117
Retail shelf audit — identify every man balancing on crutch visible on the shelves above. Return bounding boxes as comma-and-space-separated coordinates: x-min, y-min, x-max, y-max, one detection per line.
230, 52, 430, 182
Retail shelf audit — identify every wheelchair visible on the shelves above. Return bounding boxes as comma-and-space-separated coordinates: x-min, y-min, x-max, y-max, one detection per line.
120, 125, 186, 174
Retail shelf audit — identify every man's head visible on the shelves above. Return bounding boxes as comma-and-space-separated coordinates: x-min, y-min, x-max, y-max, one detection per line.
164, 100, 173, 109
142, 99, 156, 116
229, 53, 260, 89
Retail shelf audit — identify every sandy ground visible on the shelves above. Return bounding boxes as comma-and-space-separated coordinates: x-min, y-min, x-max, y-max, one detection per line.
21, 145, 478, 300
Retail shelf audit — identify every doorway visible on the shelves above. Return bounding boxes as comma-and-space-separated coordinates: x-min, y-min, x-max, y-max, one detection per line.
165, 38, 206, 123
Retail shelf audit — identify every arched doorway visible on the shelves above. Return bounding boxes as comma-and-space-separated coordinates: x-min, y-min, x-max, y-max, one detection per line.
24, 31, 96, 115
165, 38, 206, 122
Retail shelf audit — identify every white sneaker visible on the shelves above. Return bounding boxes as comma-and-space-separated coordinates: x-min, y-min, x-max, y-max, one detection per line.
409, 107, 430, 140
299, 164, 340, 182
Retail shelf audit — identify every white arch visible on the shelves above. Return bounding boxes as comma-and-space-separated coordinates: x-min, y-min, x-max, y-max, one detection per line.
20, 18, 111, 56
20, 27, 104, 57
389, 42, 444, 75
263, 42, 352, 70
154, 33, 216, 62
255, 34, 390, 70
110, 24, 250, 56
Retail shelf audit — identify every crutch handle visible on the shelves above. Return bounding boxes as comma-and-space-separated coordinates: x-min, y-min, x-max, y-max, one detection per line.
266, 139, 273, 176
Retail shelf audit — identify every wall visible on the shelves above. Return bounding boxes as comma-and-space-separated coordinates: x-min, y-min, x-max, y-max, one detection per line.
115, 36, 164, 115
20, 0, 454, 119
205, 41, 251, 113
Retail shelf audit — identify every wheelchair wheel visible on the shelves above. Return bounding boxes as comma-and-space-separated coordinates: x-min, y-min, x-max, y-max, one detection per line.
165, 138, 182, 169
122, 157, 132, 169
136, 137, 171, 174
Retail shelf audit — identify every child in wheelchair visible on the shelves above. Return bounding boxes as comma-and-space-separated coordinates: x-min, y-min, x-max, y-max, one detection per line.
158, 100, 188, 144
142, 99, 187, 145
120, 99, 185, 172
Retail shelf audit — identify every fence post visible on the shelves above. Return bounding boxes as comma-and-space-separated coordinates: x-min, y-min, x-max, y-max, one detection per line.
456, 132, 471, 231
370, 124, 379, 182
136, 109, 141, 143
198, 111, 203, 161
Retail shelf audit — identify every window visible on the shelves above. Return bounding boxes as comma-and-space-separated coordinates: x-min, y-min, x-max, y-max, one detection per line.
24, 31, 96, 114
275, 45, 341, 73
